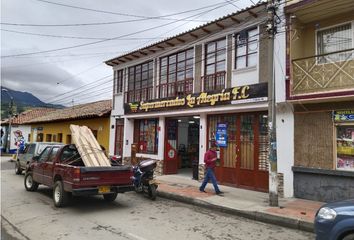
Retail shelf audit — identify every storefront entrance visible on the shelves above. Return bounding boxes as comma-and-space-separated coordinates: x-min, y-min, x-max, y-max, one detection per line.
208, 112, 269, 192
164, 116, 200, 179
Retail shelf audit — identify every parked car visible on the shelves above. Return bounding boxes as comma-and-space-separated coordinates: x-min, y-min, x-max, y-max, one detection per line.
314, 199, 354, 240
24, 144, 134, 207
15, 142, 63, 175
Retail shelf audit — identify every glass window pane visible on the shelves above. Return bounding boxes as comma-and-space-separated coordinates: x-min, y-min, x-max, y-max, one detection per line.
248, 41, 258, 54
216, 49, 226, 62
207, 42, 216, 53
168, 73, 176, 82
237, 45, 246, 56
186, 49, 194, 59
336, 125, 354, 171
248, 53, 257, 67
177, 52, 185, 61
186, 68, 193, 78
161, 57, 167, 66
248, 28, 258, 41
217, 39, 226, 50
177, 70, 185, 81
236, 56, 246, 69
142, 63, 148, 72
206, 64, 215, 75
186, 59, 193, 68
216, 61, 225, 72
177, 61, 185, 71
169, 63, 176, 73
206, 53, 215, 64
169, 55, 176, 64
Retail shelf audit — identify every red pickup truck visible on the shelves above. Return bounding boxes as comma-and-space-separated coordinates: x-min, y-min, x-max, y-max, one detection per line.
24, 144, 134, 207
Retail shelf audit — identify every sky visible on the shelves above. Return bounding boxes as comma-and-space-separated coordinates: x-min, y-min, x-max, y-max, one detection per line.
1, 0, 257, 106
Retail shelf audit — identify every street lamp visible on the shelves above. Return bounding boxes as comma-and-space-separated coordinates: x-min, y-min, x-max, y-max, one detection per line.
2, 89, 14, 153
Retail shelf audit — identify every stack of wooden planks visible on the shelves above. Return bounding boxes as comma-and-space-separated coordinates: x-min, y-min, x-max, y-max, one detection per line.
70, 124, 111, 167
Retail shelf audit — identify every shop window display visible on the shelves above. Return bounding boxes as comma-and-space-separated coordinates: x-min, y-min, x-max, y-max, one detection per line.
336, 125, 354, 171
136, 119, 158, 154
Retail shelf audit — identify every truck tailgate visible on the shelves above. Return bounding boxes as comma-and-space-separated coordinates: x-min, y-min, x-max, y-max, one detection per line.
78, 166, 132, 187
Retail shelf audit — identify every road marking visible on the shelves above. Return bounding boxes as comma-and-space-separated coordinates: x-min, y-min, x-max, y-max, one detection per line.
128, 232, 148, 240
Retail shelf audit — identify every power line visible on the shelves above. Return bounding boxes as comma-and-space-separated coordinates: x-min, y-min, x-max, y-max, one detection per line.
2, 1, 233, 58
1, 29, 169, 41
49, 29, 272, 105
30, 4, 269, 106
33, 0, 231, 20
44, 75, 112, 102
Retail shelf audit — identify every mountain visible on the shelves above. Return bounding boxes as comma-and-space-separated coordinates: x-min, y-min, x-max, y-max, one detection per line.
1, 86, 63, 119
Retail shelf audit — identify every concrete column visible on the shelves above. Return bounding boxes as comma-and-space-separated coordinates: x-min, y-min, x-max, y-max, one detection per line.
123, 117, 134, 158
199, 113, 207, 165
158, 116, 165, 160
276, 103, 294, 198
108, 116, 116, 156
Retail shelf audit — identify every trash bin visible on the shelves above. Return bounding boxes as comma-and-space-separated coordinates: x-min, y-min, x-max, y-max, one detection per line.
192, 159, 199, 180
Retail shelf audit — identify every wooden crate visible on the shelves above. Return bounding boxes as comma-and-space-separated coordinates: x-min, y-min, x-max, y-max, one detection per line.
70, 124, 111, 167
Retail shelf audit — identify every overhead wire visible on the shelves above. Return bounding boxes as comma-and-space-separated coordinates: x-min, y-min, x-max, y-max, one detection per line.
19, 2, 269, 106
51, 28, 274, 106
1, 0, 244, 58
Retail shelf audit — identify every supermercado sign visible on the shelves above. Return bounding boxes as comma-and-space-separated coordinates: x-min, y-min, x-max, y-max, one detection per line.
125, 83, 267, 114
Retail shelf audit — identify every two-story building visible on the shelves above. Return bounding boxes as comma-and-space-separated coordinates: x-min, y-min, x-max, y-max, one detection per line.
285, 0, 354, 202
106, 2, 281, 193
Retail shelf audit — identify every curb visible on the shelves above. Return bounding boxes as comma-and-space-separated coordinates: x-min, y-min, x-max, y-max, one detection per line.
157, 190, 314, 233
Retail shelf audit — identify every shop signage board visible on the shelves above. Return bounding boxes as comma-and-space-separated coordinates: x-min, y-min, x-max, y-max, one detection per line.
216, 123, 227, 147
333, 110, 354, 122
125, 82, 267, 114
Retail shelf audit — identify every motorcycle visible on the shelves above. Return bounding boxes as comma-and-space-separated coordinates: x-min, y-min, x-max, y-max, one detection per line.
132, 159, 158, 200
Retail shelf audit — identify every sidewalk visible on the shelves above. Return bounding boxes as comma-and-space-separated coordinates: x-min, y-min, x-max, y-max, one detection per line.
156, 174, 324, 233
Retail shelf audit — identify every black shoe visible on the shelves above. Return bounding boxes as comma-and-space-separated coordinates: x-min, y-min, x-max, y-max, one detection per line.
199, 188, 207, 193
216, 191, 224, 195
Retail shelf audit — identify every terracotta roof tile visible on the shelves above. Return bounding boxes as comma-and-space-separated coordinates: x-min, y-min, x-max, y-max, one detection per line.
26, 100, 112, 124
3, 108, 56, 125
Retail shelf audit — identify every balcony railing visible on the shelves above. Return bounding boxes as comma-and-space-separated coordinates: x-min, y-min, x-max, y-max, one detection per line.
202, 71, 226, 92
291, 48, 354, 97
158, 78, 193, 98
125, 87, 154, 103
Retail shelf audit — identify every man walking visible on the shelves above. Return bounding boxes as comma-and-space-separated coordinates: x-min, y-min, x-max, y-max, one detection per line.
199, 141, 223, 195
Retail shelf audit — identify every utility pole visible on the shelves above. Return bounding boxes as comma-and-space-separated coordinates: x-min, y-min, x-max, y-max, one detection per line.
2, 89, 14, 153
266, 0, 279, 207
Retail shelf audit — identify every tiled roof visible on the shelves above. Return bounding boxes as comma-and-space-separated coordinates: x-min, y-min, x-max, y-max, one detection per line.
26, 100, 112, 124
2, 108, 56, 125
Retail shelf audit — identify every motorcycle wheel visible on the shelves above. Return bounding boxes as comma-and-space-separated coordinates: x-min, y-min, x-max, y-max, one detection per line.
148, 184, 157, 201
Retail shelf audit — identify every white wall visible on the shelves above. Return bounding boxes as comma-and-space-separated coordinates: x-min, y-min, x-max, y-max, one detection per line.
232, 66, 259, 87
108, 116, 116, 156
199, 113, 207, 165
122, 117, 134, 158
276, 103, 294, 198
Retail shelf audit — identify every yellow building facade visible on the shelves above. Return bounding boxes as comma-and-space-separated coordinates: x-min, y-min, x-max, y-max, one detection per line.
30, 117, 110, 152
26, 100, 112, 153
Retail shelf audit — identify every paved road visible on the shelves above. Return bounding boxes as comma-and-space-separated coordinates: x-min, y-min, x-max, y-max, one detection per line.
1, 157, 315, 240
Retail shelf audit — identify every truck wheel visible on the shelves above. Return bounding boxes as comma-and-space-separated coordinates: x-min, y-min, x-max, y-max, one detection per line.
342, 232, 354, 240
24, 172, 38, 191
103, 193, 118, 202
53, 181, 69, 208
148, 184, 157, 201
15, 161, 22, 175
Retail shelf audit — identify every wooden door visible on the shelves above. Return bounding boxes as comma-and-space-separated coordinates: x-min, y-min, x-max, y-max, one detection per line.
114, 119, 124, 156
207, 113, 269, 192
164, 119, 178, 174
